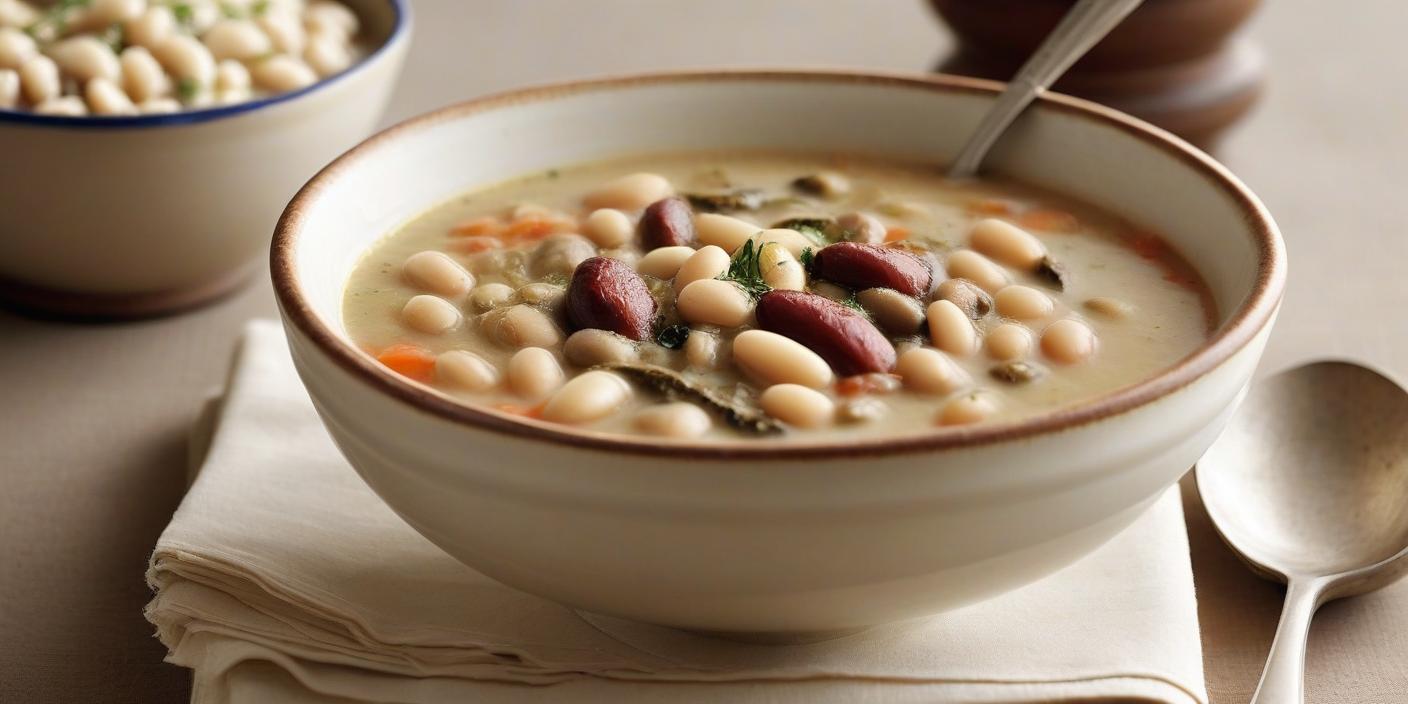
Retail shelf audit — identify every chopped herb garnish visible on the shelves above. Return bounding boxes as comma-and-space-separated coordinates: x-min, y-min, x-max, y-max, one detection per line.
545, 169, 560, 180
655, 324, 690, 350
799, 246, 815, 272
172, 3, 195, 26
771, 217, 843, 245
24, 0, 92, 39
684, 189, 767, 213
990, 361, 1046, 384
839, 292, 867, 315
99, 22, 124, 53
252, 0, 271, 16
717, 240, 772, 300
176, 78, 201, 102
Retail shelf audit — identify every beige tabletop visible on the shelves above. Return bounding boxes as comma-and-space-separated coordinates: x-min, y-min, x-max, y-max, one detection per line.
2, 1, 1406, 702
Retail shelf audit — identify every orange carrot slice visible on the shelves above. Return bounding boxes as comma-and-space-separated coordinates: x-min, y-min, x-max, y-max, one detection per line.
1018, 209, 1079, 232
376, 343, 436, 383
450, 236, 503, 254
451, 217, 504, 237
883, 226, 910, 243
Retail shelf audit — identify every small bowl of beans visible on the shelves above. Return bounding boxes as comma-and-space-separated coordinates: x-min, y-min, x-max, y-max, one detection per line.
273, 71, 1286, 636
0, 0, 408, 317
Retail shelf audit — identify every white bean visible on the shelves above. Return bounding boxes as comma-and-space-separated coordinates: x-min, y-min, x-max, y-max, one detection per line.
811, 280, 850, 303
563, 329, 639, 367
926, 299, 978, 356
583, 172, 673, 211
401, 294, 461, 335
939, 393, 998, 426
759, 384, 835, 429
970, 218, 1046, 270
33, 95, 85, 115
0, 27, 36, 70
858, 287, 924, 335
582, 208, 633, 248
838, 211, 887, 245
507, 347, 563, 399
1084, 296, 1134, 319
839, 397, 889, 424
154, 35, 215, 87
946, 249, 1009, 292
482, 304, 561, 349
0, 0, 39, 29
695, 213, 759, 253
45, 36, 119, 83
634, 402, 711, 438
304, 0, 360, 38
1041, 319, 1097, 365
732, 329, 833, 389
985, 323, 1032, 361
896, 347, 969, 395
138, 97, 180, 113
85, 76, 137, 115
793, 171, 850, 199
250, 54, 317, 93
673, 245, 730, 293
541, 371, 632, 425
0, 68, 17, 108
517, 282, 564, 308
90, 0, 145, 24
435, 350, 499, 392
214, 59, 251, 94
257, 10, 306, 55
994, 284, 1054, 320
676, 279, 754, 328
402, 251, 474, 298
124, 5, 174, 49
469, 282, 516, 312
683, 328, 725, 370
204, 19, 273, 61
635, 245, 695, 280
18, 55, 58, 104
303, 32, 351, 77
120, 46, 170, 102
753, 228, 812, 257
758, 242, 805, 291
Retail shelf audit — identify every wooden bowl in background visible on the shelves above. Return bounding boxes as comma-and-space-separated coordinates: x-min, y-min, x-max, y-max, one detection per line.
930, 0, 1265, 149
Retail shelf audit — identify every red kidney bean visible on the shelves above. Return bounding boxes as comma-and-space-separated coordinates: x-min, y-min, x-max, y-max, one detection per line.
638, 196, 697, 250
565, 257, 657, 341
755, 290, 896, 375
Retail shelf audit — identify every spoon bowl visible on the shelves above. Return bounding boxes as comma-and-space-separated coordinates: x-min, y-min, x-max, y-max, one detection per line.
1199, 360, 1408, 702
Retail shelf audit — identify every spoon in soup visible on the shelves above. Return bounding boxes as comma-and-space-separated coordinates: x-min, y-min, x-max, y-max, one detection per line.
948, 0, 1145, 178
1197, 361, 1408, 703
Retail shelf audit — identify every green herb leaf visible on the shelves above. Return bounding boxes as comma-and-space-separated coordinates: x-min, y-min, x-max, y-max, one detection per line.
99, 22, 124, 53
172, 3, 195, 25
772, 217, 842, 245
176, 78, 201, 102
252, 0, 271, 16
655, 324, 690, 350
839, 292, 867, 314
717, 239, 772, 300
799, 246, 815, 271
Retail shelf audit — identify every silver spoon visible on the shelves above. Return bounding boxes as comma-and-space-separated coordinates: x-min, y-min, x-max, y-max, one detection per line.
948, 0, 1145, 179
1198, 361, 1408, 704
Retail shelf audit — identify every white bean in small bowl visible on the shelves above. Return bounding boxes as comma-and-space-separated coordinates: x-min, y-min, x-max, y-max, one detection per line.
0, 0, 408, 317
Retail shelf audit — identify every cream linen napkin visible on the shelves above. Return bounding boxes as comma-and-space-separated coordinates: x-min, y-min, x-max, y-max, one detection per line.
147, 320, 1208, 704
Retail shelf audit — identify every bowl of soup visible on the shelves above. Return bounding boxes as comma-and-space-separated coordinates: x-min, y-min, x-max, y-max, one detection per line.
0, 0, 408, 317
273, 70, 1285, 636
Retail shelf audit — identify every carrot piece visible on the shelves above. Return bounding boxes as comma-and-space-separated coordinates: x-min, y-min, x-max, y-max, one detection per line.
883, 226, 910, 243
836, 373, 901, 397
1127, 232, 1167, 260
1018, 208, 1079, 232
376, 343, 436, 383
451, 217, 504, 237
449, 236, 503, 254
968, 198, 1015, 216
504, 216, 574, 241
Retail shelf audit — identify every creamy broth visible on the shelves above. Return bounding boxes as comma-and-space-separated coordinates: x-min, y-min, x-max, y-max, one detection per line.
343, 151, 1213, 441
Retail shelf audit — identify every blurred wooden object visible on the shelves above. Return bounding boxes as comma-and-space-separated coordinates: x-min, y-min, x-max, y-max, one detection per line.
930, 0, 1265, 149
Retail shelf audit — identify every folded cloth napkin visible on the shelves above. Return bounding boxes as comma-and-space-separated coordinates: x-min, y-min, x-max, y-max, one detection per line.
147, 320, 1208, 704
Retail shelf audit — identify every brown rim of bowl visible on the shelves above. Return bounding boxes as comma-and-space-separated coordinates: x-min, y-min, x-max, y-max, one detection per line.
271, 69, 1286, 461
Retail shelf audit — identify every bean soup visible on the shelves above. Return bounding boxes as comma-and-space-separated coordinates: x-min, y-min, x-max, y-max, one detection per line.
342, 152, 1213, 441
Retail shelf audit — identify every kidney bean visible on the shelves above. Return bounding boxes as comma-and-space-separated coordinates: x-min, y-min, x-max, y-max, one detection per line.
811, 242, 933, 297
565, 257, 657, 341
755, 290, 896, 376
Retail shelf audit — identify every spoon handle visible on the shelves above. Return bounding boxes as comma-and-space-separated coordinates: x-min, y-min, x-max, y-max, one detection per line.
947, 0, 1145, 179
1251, 578, 1326, 704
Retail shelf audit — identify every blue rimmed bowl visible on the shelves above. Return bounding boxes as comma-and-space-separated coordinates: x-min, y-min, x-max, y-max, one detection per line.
0, 0, 409, 318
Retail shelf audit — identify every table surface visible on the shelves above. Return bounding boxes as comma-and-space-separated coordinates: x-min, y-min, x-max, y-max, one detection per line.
3, 1, 1406, 702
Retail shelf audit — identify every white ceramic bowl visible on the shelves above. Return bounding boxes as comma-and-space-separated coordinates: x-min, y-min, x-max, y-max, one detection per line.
273, 71, 1286, 636
0, 0, 409, 318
